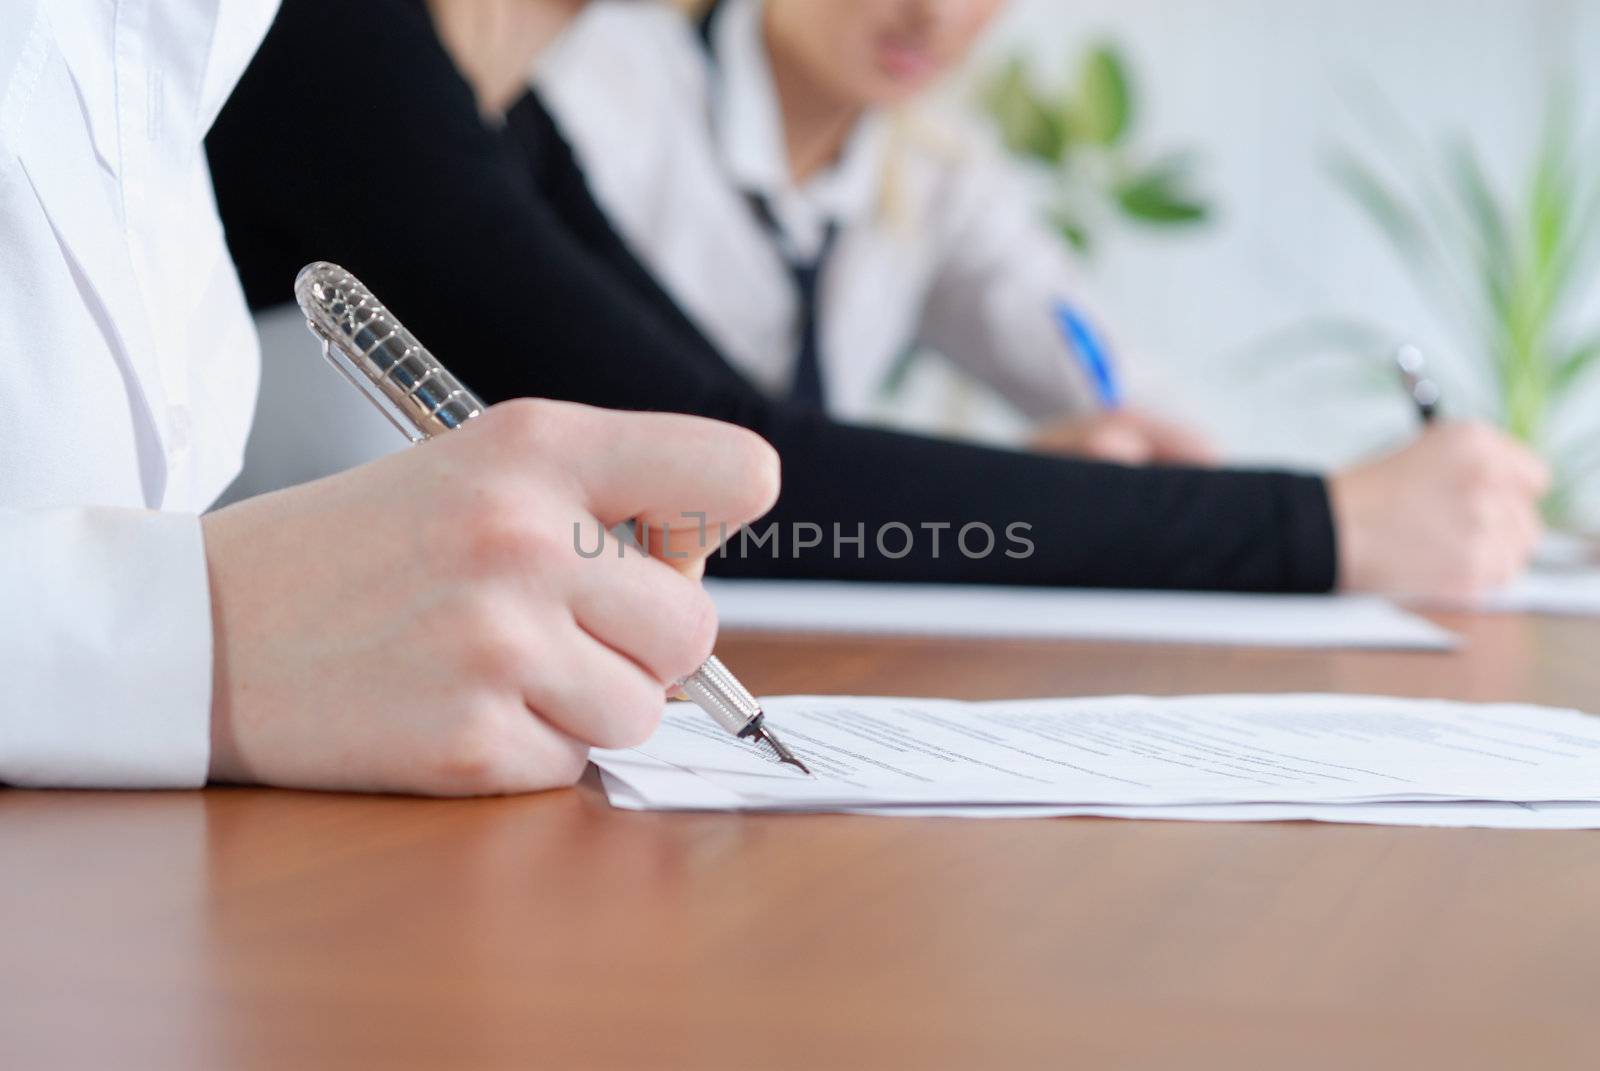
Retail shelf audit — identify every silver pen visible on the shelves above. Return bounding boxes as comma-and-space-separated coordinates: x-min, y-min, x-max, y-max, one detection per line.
294, 261, 811, 775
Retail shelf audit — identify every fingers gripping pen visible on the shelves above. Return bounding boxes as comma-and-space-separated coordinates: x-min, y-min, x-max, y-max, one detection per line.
294, 261, 811, 774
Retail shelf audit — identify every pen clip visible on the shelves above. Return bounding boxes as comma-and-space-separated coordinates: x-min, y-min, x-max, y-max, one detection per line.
309, 323, 429, 444
294, 262, 484, 442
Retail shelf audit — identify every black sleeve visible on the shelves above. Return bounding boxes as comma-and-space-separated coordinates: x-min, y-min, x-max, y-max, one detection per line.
206, 0, 1338, 592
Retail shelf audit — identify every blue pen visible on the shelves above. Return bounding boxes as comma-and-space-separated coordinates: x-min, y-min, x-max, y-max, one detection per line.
1053, 301, 1122, 409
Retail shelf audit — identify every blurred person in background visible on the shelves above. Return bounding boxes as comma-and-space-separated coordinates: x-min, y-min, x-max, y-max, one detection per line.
206, 0, 1549, 598
540, 0, 1212, 465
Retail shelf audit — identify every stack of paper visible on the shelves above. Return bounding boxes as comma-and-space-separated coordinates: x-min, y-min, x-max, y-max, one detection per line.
705, 580, 1457, 649
592, 694, 1600, 829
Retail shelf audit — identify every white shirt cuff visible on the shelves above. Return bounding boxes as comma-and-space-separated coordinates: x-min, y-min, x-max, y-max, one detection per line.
0, 508, 212, 788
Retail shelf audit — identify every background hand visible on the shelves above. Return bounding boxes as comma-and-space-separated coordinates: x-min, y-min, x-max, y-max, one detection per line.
1329, 423, 1548, 597
1029, 409, 1218, 466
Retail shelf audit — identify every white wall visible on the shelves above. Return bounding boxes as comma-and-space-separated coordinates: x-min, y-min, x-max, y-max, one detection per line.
947, 0, 1600, 472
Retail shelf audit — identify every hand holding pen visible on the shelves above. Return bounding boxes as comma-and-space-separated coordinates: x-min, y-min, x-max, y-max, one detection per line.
196, 267, 795, 796
1028, 302, 1217, 465
294, 263, 810, 776
1322, 343, 1548, 598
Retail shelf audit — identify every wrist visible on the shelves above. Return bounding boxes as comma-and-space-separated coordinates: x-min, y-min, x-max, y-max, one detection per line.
1326, 470, 1372, 592
201, 512, 245, 784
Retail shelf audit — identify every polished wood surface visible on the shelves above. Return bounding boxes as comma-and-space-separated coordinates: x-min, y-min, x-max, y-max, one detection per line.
7, 613, 1600, 1070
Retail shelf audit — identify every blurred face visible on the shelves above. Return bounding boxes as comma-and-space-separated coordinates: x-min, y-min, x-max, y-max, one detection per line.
765, 0, 1007, 108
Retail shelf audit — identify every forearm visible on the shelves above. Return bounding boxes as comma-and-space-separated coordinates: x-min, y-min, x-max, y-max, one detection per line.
702, 414, 1337, 591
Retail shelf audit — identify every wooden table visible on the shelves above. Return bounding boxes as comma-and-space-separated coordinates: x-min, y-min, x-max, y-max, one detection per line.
6, 613, 1600, 1070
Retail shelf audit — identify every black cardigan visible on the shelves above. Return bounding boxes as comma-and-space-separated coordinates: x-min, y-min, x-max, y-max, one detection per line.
206, 0, 1337, 591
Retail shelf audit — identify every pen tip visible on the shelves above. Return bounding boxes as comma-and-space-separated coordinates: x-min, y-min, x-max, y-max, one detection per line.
753, 725, 812, 776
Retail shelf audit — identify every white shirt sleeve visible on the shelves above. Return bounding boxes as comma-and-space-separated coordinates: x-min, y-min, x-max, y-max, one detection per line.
912, 127, 1113, 422
0, 509, 213, 788
0, 0, 275, 790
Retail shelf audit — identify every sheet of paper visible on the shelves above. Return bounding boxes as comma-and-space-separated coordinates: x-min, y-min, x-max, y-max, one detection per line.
597, 761, 1600, 829
1433, 534, 1600, 617
591, 694, 1600, 811
1468, 570, 1600, 616
705, 580, 1456, 650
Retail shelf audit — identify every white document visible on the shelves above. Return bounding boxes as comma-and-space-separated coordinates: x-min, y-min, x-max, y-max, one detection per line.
598, 761, 1600, 829
591, 694, 1600, 813
705, 580, 1456, 650
1468, 570, 1600, 617
1448, 533, 1600, 617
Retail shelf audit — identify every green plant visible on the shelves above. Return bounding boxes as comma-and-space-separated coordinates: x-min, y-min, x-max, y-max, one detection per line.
1333, 90, 1600, 523
979, 42, 1210, 255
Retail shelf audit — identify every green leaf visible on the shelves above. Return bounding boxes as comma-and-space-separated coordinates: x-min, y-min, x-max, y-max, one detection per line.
1073, 45, 1133, 147
1115, 155, 1208, 225
1443, 140, 1515, 321
1529, 85, 1577, 270
1523, 97, 1600, 325
1551, 333, 1600, 395
1049, 207, 1093, 255
1329, 146, 1503, 377
1329, 151, 1423, 251
1327, 150, 1460, 307
1328, 83, 1600, 454
1528, 127, 1573, 307
980, 58, 1070, 163
1118, 185, 1207, 224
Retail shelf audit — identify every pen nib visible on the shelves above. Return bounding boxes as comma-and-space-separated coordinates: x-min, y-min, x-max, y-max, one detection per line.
745, 719, 812, 776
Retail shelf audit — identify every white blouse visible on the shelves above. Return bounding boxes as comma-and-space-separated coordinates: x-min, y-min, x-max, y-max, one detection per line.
0, 0, 277, 787
538, 0, 1106, 424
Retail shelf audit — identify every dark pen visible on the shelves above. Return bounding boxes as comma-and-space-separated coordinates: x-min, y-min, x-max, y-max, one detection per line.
1394, 343, 1441, 424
